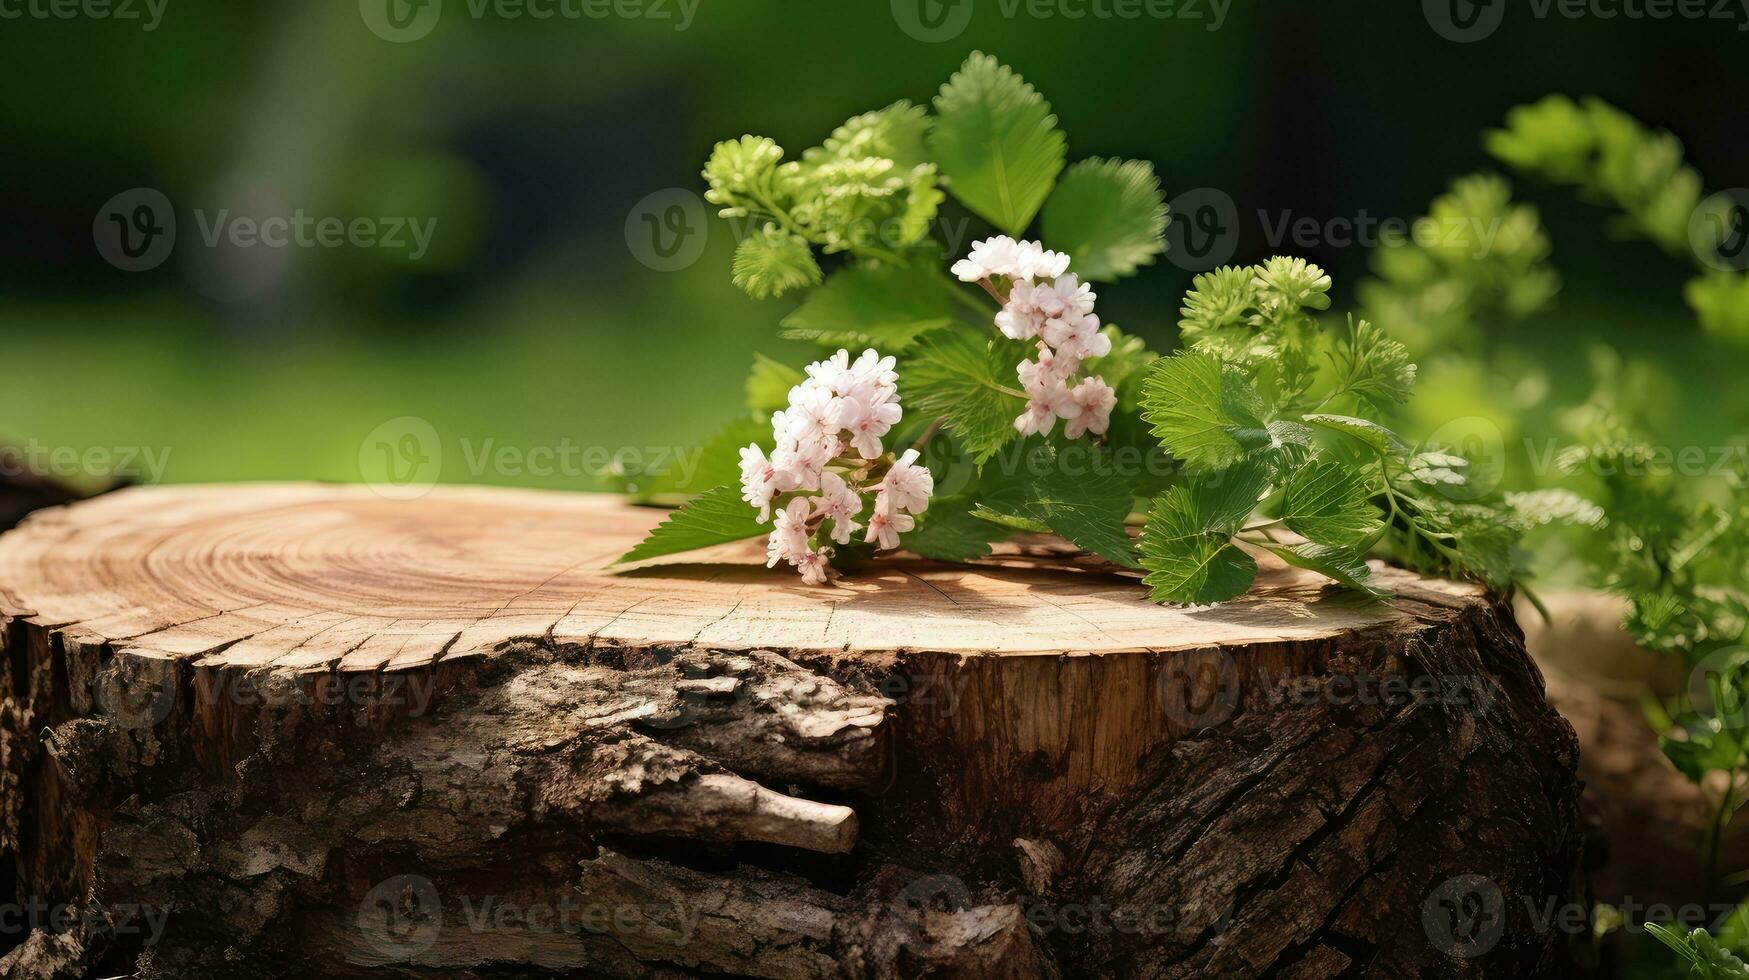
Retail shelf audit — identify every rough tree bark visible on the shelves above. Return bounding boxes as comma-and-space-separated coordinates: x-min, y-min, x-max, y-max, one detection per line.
0, 484, 1588, 978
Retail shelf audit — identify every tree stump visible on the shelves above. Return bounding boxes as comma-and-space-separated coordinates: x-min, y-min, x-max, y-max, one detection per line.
0, 484, 1587, 978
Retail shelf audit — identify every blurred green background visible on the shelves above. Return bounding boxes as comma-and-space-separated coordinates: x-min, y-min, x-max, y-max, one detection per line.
2, 0, 1746, 491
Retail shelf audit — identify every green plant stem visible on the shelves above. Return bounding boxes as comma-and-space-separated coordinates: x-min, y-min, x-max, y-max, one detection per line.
1706, 772, 1736, 906
911, 417, 945, 453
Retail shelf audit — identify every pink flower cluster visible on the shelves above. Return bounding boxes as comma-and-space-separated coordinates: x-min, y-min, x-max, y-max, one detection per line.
738, 349, 933, 584
954, 236, 1117, 440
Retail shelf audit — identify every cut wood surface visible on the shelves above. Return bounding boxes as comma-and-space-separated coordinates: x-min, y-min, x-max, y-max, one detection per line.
0, 484, 1589, 978
0, 482, 1441, 663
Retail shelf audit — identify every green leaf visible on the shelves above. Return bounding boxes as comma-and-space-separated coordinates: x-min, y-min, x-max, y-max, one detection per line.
907, 496, 1007, 561
802, 100, 932, 170
745, 354, 801, 415
1140, 456, 1275, 604
701, 135, 791, 218
970, 506, 1051, 534
1328, 319, 1417, 412
1278, 458, 1383, 547
1406, 451, 1469, 488
780, 263, 956, 352
1687, 272, 1749, 348
930, 53, 1066, 237
1262, 542, 1388, 599
1178, 265, 1261, 348
616, 486, 767, 564
732, 225, 821, 299
903, 331, 1022, 466
1042, 157, 1168, 281
978, 451, 1140, 567
1301, 414, 1407, 456
1141, 351, 1269, 471
1503, 489, 1606, 530
1253, 256, 1332, 313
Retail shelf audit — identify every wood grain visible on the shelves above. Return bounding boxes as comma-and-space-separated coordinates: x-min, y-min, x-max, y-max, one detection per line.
0, 482, 1477, 669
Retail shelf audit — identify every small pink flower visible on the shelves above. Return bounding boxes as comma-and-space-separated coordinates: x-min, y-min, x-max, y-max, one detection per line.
864, 504, 916, 551
880, 449, 933, 515
813, 472, 864, 545
792, 549, 832, 585
1061, 376, 1117, 440
766, 496, 813, 568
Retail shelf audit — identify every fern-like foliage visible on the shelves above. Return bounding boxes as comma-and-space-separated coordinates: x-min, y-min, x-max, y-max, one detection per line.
1488, 96, 1749, 348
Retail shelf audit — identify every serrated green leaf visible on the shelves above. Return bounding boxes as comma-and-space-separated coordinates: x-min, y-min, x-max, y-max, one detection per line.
1301, 414, 1407, 456
1262, 542, 1388, 599
1504, 489, 1606, 530
1139, 456, 1275, 604
732, 225, 821, 299
1278, 459, 1383, 548
616, 486, 767, 564
780, 263, 956, 352
1141, 351, 1269, 471
1328, 319, 1417, 412
978, 452, 1140, 567
1042, 157, 1168, 281
907, 496, 1007, 561
930, 53, 1066, 236
745, 354, 802, 415
1407, 451, 1469, 487
902, 331, 1022, 466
